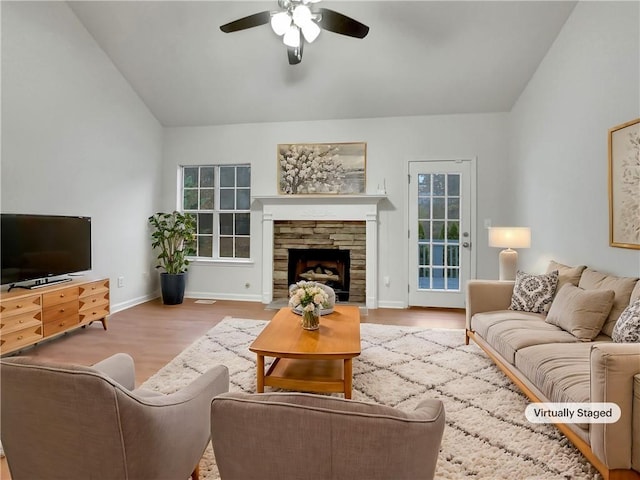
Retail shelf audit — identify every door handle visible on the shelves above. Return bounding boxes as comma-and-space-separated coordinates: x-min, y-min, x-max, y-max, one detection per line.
462, 241, 471, 248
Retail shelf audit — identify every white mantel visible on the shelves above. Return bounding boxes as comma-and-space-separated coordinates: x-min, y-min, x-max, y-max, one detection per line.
253, 195, 385, 308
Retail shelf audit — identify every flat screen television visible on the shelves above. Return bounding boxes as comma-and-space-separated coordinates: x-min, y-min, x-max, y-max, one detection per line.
1, 214, 92, 288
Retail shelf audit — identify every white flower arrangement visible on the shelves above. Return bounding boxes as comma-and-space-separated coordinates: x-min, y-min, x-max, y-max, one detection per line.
288, 281, 329, 312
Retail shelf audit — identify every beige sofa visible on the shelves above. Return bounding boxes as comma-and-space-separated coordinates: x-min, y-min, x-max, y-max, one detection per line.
465, 264, 640, 480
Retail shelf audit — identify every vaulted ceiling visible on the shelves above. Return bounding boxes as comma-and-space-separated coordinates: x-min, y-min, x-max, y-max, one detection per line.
68, 1, 577, 127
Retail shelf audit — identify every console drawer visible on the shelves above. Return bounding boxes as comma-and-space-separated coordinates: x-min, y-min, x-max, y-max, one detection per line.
79, 292, 110, 313
43, 319, 75, 337
1, 310, 41, 335
80, 307, 110, 324
79, 280, 109, 298
42, 287, 79, 308
0, 295, 41, 319
43, 300, 79, 324
1, 325, 43, 352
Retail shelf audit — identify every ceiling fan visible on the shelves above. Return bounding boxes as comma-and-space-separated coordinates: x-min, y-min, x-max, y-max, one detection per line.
219, 0, 369, 65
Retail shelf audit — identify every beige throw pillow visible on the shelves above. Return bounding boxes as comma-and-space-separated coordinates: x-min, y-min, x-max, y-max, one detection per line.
546, 260, 586, 294
546, 284, 615, 341
578, 269, 639, 337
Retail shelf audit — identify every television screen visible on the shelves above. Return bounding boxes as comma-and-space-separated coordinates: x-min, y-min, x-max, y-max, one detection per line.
1, 214, 92, 286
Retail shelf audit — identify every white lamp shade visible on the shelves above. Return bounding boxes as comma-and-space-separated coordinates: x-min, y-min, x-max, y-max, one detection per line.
283, 26, 301, 48
488, 227, 531, 249
271, 12, 292, 36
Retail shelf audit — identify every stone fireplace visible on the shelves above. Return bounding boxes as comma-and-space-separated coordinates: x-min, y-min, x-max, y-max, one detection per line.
273, 221, 366, 302
254, 195, 384, 308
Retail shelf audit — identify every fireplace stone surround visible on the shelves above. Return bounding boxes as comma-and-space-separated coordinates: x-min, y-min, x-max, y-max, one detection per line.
276, 223, 364, 302
254, 195, 385, 308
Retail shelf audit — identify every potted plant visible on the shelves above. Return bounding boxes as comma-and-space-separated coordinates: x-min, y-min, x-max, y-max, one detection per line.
148, 211, 196, 305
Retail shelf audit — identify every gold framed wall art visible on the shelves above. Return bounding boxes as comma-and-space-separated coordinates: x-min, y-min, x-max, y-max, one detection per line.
277, 142, 366, 195
609, 118, 640, 249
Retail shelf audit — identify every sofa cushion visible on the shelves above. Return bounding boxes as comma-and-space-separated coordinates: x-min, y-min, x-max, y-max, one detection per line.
546, 260, 587, 295
578, 269, 638, 337
470, 310, 544, 338
509, 270, 559, 314
515, 342, 599, 430
484, 318, 578, 365
545, 284, 615, 341
612, 298, 640, 343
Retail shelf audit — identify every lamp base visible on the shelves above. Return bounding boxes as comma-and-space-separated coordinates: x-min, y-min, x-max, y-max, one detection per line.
499, 249, 518, 281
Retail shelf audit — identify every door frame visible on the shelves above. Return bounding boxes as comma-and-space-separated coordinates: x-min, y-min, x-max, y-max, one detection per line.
405, 157, 478, 308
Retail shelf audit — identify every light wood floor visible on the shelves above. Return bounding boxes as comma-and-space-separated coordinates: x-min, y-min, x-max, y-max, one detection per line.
0, 299, 465, 479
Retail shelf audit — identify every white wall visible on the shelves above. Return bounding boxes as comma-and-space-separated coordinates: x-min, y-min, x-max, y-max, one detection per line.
1, 1, 164, 309
163, 113, 510, 307
8, 2, 632, 311
509, 1, 640, 277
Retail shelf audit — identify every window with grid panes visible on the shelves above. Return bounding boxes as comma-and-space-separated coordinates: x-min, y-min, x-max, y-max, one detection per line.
181, 165, 251, 259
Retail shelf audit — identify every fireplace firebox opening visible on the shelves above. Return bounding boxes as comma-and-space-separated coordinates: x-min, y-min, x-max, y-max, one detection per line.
288, 249, 351, 302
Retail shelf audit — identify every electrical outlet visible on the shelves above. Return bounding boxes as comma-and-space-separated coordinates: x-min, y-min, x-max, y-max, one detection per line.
484, 218, 492, 229
384, 276, 390, 287
117, 276, 124, 288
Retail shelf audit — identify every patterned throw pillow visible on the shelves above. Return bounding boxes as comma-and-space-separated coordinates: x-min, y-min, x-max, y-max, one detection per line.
509, 270, 559, 314
612, 298, 640, 342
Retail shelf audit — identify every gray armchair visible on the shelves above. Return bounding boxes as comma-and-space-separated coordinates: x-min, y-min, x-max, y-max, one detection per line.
1, 353, 229, 480
210, 392, 445, 480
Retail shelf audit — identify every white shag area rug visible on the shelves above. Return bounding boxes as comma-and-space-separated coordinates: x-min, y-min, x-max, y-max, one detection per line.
141, 317, 600, 480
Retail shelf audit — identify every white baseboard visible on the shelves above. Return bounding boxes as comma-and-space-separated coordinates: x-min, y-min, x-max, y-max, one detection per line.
377, 300, 407, 309
185, 291, 263, 302
110, 293, 158, 313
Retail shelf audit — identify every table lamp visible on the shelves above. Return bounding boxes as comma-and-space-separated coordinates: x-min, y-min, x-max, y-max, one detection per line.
488, 227, 531, 281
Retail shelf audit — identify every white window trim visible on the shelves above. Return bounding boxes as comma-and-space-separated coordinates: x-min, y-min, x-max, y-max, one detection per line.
178, 164, 251, 262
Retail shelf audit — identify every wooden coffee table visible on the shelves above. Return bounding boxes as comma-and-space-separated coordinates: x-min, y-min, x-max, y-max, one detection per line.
249, 305, 361, 399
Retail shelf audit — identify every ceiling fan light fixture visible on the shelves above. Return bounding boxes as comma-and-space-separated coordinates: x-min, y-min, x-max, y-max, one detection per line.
283, 25, 301, 48
292, 5, 312, 27
301, 20, 320, 43
271, 11, 292, 36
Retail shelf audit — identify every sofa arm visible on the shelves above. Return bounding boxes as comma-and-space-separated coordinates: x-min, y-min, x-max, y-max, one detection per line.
634, 374, 640, 472
590, 343, 640, 469
465, 280, 515, 330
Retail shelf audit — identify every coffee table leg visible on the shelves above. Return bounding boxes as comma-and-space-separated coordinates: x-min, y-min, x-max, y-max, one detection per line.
344, 358, 353, 399
256, 354, 265, 393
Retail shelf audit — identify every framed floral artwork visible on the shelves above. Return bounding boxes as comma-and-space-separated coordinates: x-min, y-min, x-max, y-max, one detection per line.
609, 118, 640, 249
277, 142, 366, 195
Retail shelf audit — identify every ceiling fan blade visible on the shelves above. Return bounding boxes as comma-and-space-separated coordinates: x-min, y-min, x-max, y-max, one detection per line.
220, 11, 271, 33
287, 40, 304, 65
317, 8, 369, 39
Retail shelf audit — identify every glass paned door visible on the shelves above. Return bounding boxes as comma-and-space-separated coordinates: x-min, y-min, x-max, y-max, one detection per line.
409, 160, 474, 308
